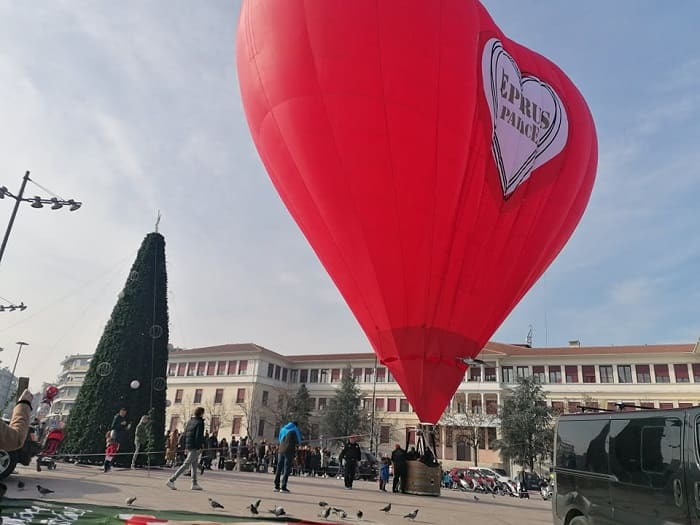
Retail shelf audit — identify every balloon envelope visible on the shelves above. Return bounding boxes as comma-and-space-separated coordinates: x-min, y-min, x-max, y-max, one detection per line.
237, 0, 597, 423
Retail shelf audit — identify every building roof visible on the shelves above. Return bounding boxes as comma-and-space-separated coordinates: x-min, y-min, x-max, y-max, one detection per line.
168, 341, 699, 363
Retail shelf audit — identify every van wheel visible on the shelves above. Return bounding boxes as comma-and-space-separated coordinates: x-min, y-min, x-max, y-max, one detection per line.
569, 517, 587, 525
0, 450, 17, 480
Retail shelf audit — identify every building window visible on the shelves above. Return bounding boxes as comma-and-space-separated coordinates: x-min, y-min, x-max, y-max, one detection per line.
353, 368, 362, 381
548, 366, 562, 384
679, 402, 693, 408
232, 417, 241, 435
375, 398, 385, 411
469, 367, 481, 381
194, 389, 203, 403
376, 368, 386, 382
267, 363, 274, 378
262, 391, 269, 407
318, 398, 327, 410
484, 367, 497, 382
197, 362, 206, 376
310, 369, 319, 383
320, 369, 328, 383
238, 360, 248, 375
532, 366, 546, 383
387, 370, 395, 382
659, 402, 674, 409
618, 365, 633, 383
387, 398, 397, 412
582, 365, 596, 383
607, 402, 617, 411
187, 363, 196, 376
175, 389, 183, 403
258, 420, 265, 437
207, 362, 216, 375
654, 364, 670, 383
290, 369, 299, 383
636, 365, 651, 383
674, 364, 690, 383
274, 365, 281, 380
599, 365, 614, 383
177, 363, 186, 376
446, 427, 453, 447
565, 366, 579, 383
168, 363, 177, 376
501, 367, 514, 383
309, 398, 317, 410
330, 368, 341, 382
486, 399, 498, 415
282, 368, 288, 382
228, 360, 237, 375
380, 425, 391, 444
551, 401, 564, 415
169, 416, 181, 431
214, 389, 224, 404
210, 416, 220, 435
400, 399, 409, 412
567, 401, 580, 414
693, 364, 700, 382
236, 388, 246, 404
300, 369, 308, 383
516, 366, 530, 379
640, 402, 654, 408
471, 399, 482, 414
487, 428, 498, 450
364, 368, 374, 383
217, 361, 227, 376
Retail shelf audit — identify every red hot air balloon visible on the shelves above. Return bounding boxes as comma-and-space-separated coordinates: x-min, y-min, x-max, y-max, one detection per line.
236, 0, 597, 423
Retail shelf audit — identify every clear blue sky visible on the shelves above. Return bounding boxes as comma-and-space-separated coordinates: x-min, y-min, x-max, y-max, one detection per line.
0, 1, 698, 386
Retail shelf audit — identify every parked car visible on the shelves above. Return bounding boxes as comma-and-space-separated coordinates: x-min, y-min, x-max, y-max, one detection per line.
554, 406, 699, 524
326, 450, 378, 481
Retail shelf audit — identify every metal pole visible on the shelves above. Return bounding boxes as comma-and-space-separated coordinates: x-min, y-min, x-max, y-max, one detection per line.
369, 355, 378, 456
0, 171, 30, 268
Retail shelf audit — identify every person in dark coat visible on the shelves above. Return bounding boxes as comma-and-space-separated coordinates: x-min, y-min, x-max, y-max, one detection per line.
110, 408, 130, 446
391, 443, 408, 493
338, 435, 362, 489
166, 407, 205, 491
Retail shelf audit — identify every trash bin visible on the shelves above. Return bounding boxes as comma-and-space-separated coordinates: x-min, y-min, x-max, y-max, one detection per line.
404, 460, 441, 496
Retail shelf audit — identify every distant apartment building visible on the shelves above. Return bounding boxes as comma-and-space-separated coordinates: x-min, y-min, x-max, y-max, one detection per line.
164, 340, 700, 469
0, 368, 17, 417
50, 354, 92, 421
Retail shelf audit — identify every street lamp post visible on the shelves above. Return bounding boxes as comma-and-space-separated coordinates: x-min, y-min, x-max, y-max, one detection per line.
0, 171, 82, 268
3, 341, 28, 408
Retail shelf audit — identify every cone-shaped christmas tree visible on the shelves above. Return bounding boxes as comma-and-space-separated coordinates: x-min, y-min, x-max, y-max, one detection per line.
62, 232, 169, 464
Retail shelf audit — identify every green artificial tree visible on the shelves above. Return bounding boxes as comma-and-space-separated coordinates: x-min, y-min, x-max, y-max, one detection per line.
62, 232, 169, 465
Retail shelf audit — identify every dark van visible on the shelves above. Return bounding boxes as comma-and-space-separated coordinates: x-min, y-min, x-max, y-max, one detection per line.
553, 407, 700, 524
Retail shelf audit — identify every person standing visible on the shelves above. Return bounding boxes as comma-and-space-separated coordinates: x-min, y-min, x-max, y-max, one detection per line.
110, 408, 130, 447
131, 415, 150, 469
166, 407, 205, 491
274, 421, 302, 493
338, 435, 362, 489
391, 443, 408, 493
379, 457, 390, 491
104, 437, 119, 472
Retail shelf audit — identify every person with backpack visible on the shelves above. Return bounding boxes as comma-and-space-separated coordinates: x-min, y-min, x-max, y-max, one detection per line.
274, 421, 302, 493
166, 407, 206, 491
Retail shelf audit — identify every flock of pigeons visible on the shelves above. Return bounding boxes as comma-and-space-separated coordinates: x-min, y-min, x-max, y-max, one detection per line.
3, 480, 423, 522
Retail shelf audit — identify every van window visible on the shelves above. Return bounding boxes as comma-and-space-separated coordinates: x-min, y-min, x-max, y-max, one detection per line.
610, 417, 681, 488
556, 419, 610, 474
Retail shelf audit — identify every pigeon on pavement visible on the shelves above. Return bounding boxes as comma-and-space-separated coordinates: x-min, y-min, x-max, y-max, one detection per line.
208, 498, 225, 510
253, 499, 261, 509
17, 481, 25, 490
403, 509, 419, 520
474, 495, 480, 502
37, 485, 54, 496
126, 497, 137, 506
380, 503, 391, 513
248, 503, 259, 515
318, 501, 329, 507
357, 510, 363, 520
269, 506, 286, 517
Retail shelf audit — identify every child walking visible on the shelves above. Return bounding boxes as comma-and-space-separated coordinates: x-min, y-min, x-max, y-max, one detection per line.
379, 457, 390, 491
104, 437, 119, 472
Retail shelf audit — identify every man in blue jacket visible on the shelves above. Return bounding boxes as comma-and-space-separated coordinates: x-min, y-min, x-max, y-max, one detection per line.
274, 421, 302, 493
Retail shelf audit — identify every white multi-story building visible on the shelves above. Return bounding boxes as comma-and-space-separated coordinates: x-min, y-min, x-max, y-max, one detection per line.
50, 354, 92, 421
0, 368, 17, 418
164, 340, 700, 469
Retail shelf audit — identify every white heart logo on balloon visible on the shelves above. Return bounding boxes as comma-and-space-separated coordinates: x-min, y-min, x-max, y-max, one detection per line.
482, 38, 569, 198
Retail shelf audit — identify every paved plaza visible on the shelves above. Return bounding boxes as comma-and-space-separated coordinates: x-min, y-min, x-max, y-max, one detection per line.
3, 463, 553, 524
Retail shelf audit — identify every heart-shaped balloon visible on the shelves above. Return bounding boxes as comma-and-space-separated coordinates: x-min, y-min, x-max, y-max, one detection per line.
237, 0, 597, 423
